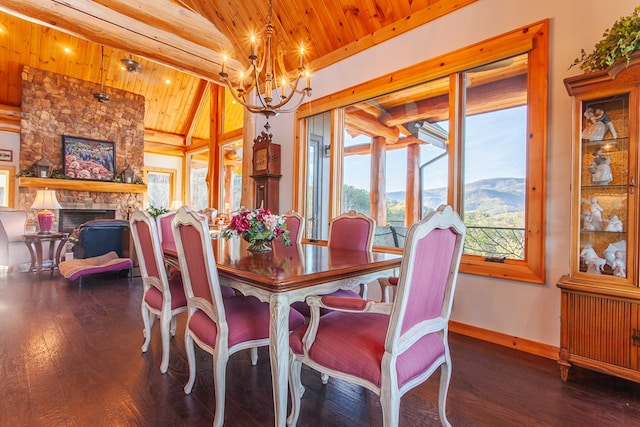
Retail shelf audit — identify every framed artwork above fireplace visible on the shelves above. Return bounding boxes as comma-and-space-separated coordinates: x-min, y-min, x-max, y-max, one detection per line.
62, 135, 116, 181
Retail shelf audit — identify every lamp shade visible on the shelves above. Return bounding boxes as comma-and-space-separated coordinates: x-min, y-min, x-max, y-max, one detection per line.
31, 189, 62, 233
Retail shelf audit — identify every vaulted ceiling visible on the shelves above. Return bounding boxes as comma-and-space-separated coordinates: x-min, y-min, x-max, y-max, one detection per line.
0, 0, 477, 148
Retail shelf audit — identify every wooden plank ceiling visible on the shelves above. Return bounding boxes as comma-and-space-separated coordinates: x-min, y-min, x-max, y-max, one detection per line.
0, 0, 477, 148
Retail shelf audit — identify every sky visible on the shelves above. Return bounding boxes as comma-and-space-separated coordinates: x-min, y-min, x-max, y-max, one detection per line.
343, 105, 527, 192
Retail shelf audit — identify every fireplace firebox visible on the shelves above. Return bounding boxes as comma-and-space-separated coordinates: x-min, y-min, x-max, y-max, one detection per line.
59, 209, 116, 233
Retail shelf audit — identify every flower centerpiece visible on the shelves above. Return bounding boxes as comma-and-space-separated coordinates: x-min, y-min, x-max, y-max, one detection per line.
221, 207, 290, 252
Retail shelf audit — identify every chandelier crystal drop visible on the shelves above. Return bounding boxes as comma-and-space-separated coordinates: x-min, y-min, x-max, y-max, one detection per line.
218, 0, 311, 121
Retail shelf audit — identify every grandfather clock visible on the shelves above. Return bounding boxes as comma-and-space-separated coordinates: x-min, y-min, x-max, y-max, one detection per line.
251, 129, 281, 213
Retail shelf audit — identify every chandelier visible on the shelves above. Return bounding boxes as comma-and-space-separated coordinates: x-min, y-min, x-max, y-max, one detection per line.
218, 0, 311, 123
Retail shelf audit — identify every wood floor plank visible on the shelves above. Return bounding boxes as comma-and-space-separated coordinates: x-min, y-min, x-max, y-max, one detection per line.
2, 271, 640, 426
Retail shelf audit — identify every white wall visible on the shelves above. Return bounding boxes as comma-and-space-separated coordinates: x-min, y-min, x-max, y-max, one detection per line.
266, 0, 636, 348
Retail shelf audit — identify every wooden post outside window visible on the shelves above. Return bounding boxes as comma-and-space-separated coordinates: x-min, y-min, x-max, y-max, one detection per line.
370, 136, 386, 226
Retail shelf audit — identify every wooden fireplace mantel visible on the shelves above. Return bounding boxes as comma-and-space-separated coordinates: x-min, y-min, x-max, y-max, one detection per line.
18, 177, 147, 193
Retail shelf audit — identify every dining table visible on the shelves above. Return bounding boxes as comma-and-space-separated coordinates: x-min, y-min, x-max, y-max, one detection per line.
163, 237, 402, 427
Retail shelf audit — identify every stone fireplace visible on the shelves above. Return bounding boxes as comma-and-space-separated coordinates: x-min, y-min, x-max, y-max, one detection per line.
18, 66, 146, 227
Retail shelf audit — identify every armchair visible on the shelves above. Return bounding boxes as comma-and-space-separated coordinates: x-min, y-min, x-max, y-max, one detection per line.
72, 219, 130, 259
291, 210, 375, 317
0, 208, 30, 272
288, 205, 467, 426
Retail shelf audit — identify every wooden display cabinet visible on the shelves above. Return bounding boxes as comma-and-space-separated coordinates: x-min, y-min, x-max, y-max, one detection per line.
557, 53, 640, 382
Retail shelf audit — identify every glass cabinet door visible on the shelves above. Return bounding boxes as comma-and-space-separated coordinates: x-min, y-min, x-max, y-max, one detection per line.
576, 93, 632, 283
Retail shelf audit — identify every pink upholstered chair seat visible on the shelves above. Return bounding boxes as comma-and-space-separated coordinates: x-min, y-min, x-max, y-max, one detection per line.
293, 288, 361, 317
143, 272, 187, 310
290, 309, 444, 388
189, 296, 303, 348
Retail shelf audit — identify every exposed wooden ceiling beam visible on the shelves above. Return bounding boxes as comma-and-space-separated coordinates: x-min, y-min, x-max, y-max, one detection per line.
183, 80, 211, 142
381, 74, 528, 126
144, 130, 185, 146
0, 104, 20, 133
92, 0, 233, 54
0, 0, 243, 84
343, 136, 427, 156
143, 141, 185, 156
345, 108, 400, 143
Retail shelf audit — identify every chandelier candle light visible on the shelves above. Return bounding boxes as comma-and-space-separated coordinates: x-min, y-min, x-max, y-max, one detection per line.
31, 189, 62, 234
218, 0, 311, 127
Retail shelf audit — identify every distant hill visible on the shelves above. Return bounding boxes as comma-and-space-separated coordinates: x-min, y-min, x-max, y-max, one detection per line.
387, 177, 525, 213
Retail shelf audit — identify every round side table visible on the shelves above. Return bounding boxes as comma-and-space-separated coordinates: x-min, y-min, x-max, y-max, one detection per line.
23, 232, 69, 275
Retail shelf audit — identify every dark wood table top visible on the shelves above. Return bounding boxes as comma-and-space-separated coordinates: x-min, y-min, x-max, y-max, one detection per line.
163, 238, 402, 292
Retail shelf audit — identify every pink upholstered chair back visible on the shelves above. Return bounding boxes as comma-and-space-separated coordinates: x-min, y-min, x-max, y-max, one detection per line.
328, 210, 375, 251
130, 209, 168, 293
172, 207, 226, 322
156, 211, 177, 245
283, 210, 304, 244
387, 205, 466, 345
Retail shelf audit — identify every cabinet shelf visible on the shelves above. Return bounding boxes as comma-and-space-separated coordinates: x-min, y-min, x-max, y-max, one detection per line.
579, 230, 626, 235
18, 177, 147, 193
580, 184, 627, 191
582, 136, 629, 148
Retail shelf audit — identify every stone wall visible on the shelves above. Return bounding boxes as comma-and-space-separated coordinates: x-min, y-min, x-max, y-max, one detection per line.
19, 66, 145, 223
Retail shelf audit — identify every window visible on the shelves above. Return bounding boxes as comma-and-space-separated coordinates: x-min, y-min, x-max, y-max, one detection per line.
0, 166, 15, 207
143, 167, 176, 210
220, 140, 243, 213
188, 149, 209, 211
295, 21, 548, 283
460, 57, 528, 260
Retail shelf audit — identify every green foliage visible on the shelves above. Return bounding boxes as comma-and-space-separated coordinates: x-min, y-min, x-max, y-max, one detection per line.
16, 169, 35, 177
146, 205, 169, 219
342, 185, 370, 215
570, 6, 640, 72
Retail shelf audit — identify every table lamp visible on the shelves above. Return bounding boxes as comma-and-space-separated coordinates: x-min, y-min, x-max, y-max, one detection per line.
31, 189, 62, 234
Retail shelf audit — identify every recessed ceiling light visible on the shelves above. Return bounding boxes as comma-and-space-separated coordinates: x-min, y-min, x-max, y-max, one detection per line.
64, 47, 72, 54
165, 79, 171, 84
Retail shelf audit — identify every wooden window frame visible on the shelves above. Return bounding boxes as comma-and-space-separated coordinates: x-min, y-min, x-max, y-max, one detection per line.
0, 165, 16, 208
143, 167, 176, 209
293, 20, 548, 283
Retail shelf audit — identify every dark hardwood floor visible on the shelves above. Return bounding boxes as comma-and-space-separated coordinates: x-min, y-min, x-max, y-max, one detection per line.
2, 270, 640, 427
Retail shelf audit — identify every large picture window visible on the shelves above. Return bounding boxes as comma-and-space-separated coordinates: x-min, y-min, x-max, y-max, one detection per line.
295, 20, 548, 283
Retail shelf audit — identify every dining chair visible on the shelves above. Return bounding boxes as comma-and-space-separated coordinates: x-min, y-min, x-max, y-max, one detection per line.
171, 206, 305, 427
156, 211, 180, 273
283, 210, 305, 244
130, 209, 187, 374
156, 211, 176, 246
378, 276, 399, 302
288, 205, 466, 427
291, 210, 375, 317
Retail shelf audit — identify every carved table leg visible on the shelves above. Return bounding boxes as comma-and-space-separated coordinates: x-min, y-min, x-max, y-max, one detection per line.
269, 293, 290, 427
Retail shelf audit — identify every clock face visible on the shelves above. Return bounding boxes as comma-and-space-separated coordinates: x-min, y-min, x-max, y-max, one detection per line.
255, 148, 268, 171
